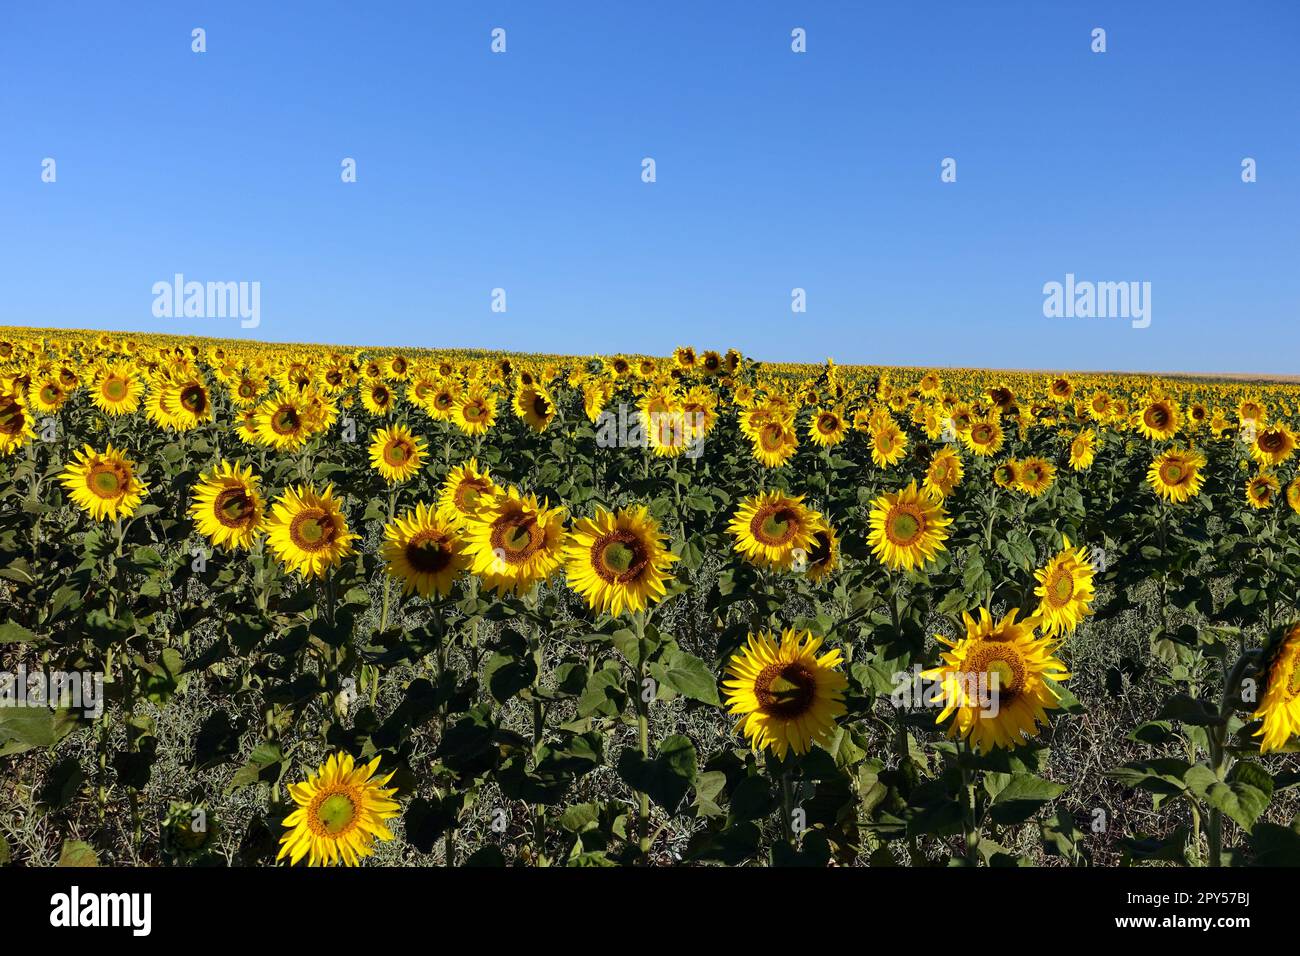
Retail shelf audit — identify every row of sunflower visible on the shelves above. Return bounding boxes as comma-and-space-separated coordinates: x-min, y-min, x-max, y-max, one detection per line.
1, 327, 1299, 867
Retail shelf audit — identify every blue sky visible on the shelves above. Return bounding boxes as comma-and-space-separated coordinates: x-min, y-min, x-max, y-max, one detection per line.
1, 1, 1296, 374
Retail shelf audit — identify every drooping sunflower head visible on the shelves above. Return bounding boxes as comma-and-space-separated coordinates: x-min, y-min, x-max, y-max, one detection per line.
515, 385, 556, 432
60, 443, 146, 521
1033, 535, 1096, 635
1068, 429, 1098, 470
1254, 623, 1300, 753
265, 484, 358, 579
1246, 471, 1280, 510
0, 388, 37, 455
189, 459, 264, 551
562, 505, 678, 616
920, 608, 1071, 753
381, 502, 468, 598
804, 525, 839, 583
728, 490, 826, 571
722, 629, 848, 759
1146, 448, 1206, 503
436, 458, 499, 528
464, 485, 567, 595
277, 752, 400, 867
368, 424, 426, 484
866, 481, 952, 572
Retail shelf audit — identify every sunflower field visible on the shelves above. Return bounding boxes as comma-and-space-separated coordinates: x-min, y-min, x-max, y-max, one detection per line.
2, 326, 1300, 868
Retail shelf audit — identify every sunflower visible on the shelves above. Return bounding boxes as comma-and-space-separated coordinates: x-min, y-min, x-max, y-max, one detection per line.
361, 381, 396, 416
1251, 426, 1296, 468
254, 393, 313, 451
646, 406, 692, 458
870, 421, 908, 468
1016, 456, 1056, 497
453, 386, 497, 436
1068, 429, 1097, 470
1135, 397, 1180, 441
368, 424, 426, 484
804, 525, 839, 582
515, 385, 556, 432
1033, 535, 1096, 635
60, 444, 146, 521
159, 377, 214, 431
91, 362, 142, 415
1287, 478, 1300, 515
436, 458, 498, 528
923, 447, 964, 498
961, 417, 1004, 457
1246, 471, 1280, 510
992, 458, 1021, 489
28, 375, 70, 414
721, 629, 847, 759
866, 481, 951, 572
265, 484, 358, 579
1253, 624, 1300, 753
728, 491, 826, 571
463, 485, 567, 595
562, 506, 678, 616
921, 608, 1071, 753
189, 460, 264, 551
277, 753, 399, 867
749, 417, 799, 468
0, 389, 37, 455
380, 502, 469, 598
808, 407, 847, 448
1147, 448, 1206, 503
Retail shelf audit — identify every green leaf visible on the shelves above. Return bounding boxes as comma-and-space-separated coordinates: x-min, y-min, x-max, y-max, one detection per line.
57, 840, 99, 867
0, 621, 39, 644
1186, 762, 1273, 831
987, 773, 1067, 825
655, 649, 720, 705
616, 734, 697, 813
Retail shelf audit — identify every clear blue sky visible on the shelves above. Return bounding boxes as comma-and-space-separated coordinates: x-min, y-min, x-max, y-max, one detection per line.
1, 1, 1296, 374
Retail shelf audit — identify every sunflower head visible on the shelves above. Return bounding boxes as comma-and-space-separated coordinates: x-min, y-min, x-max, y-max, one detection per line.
277, 753, 400, 867
1033, 535, 1096, 635
60, 443, 146, 521
866, 481, 951, 572
563, 506, 678, 616
722, 629, 848, 759
728, 490, 826, 571
368, 424, 426, 484
381, 502, 468, 598
189, 460, 264, 551
464, 486, 567, 595
265, 484, 358, 579
921, 609, 1070, 753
